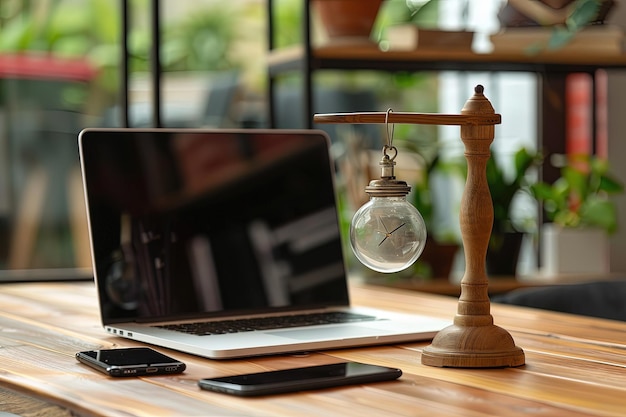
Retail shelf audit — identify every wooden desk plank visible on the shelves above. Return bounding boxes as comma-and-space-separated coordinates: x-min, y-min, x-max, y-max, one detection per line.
326, 345, 626, 417
0, 281, 625, 416
0, 388, 73, 417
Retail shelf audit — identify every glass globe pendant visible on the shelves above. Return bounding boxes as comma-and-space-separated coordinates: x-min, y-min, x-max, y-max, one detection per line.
349, 136, 427, 273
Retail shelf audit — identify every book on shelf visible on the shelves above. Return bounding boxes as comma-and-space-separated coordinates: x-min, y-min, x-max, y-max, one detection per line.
490, 25, 624, 55
384, 25, 474, 51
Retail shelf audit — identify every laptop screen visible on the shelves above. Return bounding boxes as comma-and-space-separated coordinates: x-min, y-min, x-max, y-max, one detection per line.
79, 129, 349, 324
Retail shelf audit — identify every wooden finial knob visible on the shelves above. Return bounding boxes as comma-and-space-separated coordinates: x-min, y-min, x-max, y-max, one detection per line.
462, 85, 495, 115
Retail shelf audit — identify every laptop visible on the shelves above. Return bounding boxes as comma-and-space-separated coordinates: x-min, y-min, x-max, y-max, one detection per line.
79, 128, 449, 359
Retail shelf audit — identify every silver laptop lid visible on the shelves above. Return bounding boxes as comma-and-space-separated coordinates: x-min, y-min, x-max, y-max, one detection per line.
79, 128, 349, 326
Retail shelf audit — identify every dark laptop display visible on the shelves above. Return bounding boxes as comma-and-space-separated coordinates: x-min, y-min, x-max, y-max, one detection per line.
80, 128, 448, 359
81, 129, 348, 324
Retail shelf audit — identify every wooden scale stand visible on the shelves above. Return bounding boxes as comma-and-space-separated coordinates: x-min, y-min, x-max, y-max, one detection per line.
314, 85, 525, 368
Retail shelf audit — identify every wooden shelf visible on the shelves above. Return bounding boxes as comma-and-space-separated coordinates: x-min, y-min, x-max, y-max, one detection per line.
268, 44, 626, 74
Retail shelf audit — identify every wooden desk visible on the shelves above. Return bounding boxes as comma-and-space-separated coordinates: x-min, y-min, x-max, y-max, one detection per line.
0, 281, 625, 416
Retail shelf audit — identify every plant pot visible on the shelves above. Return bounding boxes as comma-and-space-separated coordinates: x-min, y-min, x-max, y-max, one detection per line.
541, 224, 609, 276
312, 0, 383, 41
486, 231, 524, 277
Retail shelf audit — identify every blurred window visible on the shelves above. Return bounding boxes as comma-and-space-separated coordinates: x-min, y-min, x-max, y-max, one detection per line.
0, 0, 260, 280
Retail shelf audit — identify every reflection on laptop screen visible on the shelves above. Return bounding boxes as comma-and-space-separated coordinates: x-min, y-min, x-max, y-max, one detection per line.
80, 130, 349, 324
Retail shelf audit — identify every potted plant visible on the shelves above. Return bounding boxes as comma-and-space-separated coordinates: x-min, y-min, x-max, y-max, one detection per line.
486, 147, 542, 276
531, 153, 624, 275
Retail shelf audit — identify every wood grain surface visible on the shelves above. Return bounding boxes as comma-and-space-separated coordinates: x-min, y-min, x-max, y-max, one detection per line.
0, 281, 624, 416
312, 112, 501, 126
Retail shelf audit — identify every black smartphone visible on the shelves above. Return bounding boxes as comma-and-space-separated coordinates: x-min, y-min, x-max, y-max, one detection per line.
198, 361, 402, 396
76, 347, 186, 377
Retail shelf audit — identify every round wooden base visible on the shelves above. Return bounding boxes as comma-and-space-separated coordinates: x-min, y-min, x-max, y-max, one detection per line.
421, 323, 525, 368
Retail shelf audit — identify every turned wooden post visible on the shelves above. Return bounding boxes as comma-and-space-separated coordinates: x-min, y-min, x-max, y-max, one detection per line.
314, 85, 525, 368
420, 86, 524, 367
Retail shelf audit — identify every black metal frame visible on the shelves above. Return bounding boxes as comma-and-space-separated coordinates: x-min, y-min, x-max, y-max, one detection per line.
120, 0, 162, 128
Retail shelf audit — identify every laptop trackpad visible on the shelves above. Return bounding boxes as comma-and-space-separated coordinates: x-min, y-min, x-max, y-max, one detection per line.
268, 325, 387, 341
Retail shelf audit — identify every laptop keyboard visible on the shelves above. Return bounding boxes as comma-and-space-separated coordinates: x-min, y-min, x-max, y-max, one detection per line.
156, 312, 377, 336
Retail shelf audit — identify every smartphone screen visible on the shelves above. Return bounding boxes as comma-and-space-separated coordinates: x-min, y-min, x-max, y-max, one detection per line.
76, 347, 186, 377
198, 362, 402, 396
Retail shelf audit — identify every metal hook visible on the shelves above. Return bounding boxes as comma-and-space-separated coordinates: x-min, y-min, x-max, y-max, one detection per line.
385, 108, 395, 149
383, 108, 397, 161
382, 145, 397, 161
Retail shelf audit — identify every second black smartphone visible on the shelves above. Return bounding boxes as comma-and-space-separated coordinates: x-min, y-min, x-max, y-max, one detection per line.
76, 347, 186, 377
198, 361, 402, 396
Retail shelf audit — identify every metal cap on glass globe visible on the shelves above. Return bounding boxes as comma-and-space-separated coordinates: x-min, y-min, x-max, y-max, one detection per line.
364, 149, 412, 198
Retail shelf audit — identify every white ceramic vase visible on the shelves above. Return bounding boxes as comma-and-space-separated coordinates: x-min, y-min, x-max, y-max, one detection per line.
541, 223, 609, 276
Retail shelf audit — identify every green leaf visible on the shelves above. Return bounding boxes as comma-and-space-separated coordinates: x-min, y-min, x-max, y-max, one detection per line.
562, 166, 587, 200
567, 0, 601, 30
548, 26, 575, 50
580, 198, 618, 233
0, 17, 36, 51
552, 177, 572, 200
547, 0, 602, 50
599, 175, 625, 194
589, 155, 609, 175
554, 210, 580, 227
409, 0, 439, 27
530, 182, 554, 200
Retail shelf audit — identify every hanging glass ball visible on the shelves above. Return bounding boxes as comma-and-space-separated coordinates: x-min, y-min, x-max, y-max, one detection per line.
350, 195, 427, 273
